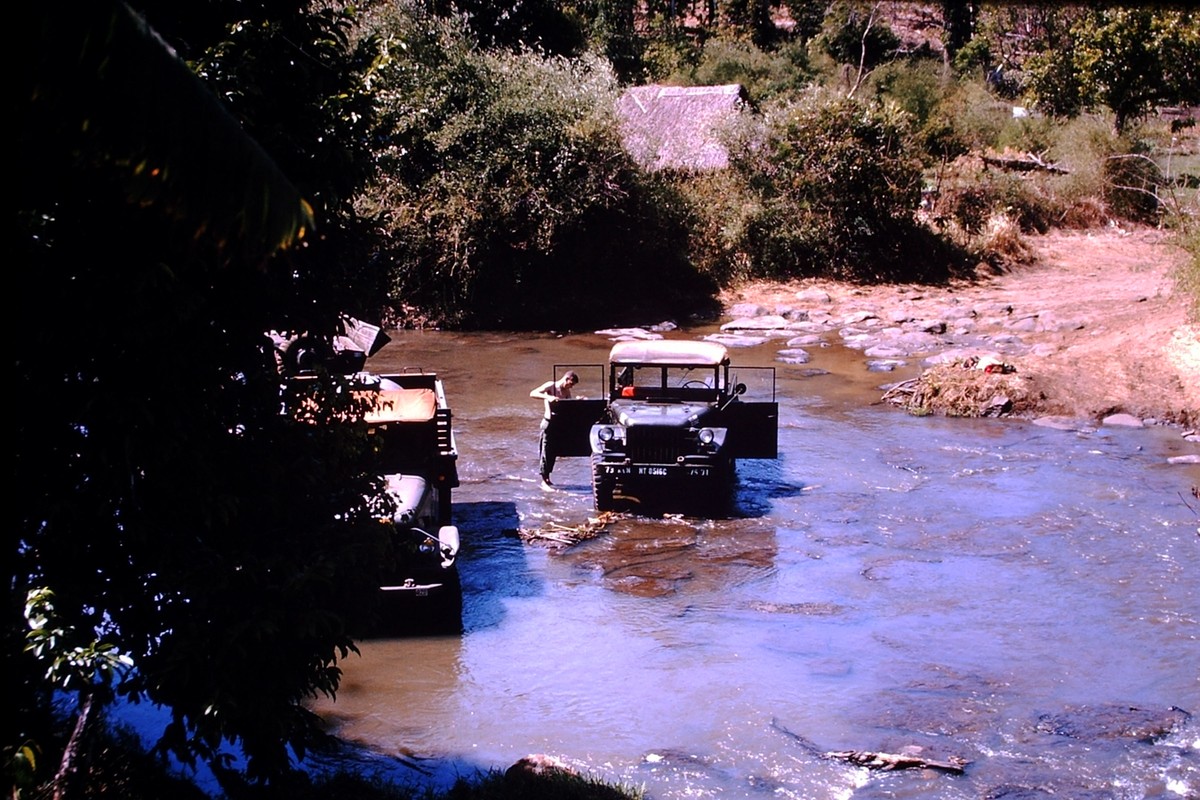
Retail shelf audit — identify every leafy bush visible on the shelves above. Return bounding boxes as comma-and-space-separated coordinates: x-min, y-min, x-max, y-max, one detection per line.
869, 61, 978, 171
664, 170, 759, 286
952, 36, 993, 79
641, 34, 701, 83
868, 59, 947, 129
995, 114, 1057, 157
1040, 115, 1117, 225
1043, 118, 1173, 225
930, 155, 1058, 259
1103, 149, 1166, 224
674, 36, 815, 103
926, 109, 1183, 246
728, 91, 963, 282
915, 79, 1013, 161
359, 3, 716, 329
1175, 224, 1200, 322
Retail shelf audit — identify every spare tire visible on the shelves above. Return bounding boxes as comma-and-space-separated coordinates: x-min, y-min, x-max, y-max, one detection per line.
280, 334, 332, 374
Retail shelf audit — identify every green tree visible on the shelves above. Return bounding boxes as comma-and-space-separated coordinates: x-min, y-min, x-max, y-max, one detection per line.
941, 0, 977, 60
784, 0, 829, 43
818, 1, 902, 96
424, 0, 588, 55
1027, 7, 1200, 134
131, 0, 391, 328
714, 0, 777, 46
682, 36, 814, 103
359, 2, 717, 329
592, 0, 647, 83
21, 589, 134, 800
10, 1, 388, 791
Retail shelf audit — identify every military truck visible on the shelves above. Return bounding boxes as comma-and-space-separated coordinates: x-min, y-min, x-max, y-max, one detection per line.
277, 319, 462, 633
544, 339, 777, 514
350, 370, 461, 633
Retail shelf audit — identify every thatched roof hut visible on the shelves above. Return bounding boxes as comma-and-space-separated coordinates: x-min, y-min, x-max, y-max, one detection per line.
616, 84, 750, 172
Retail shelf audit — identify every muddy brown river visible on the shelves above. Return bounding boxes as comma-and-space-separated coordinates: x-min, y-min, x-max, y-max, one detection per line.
303, 326, 1199, 799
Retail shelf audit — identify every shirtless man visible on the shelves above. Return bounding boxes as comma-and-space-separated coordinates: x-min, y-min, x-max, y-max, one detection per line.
529, 371, 578, 486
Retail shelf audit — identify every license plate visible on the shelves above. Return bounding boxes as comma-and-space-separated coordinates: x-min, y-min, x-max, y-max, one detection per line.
600, 465, 711, 478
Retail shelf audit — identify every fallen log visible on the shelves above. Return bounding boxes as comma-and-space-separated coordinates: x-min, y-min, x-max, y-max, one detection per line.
981, 152, 1069, 174
770, 718, 969, 774
878, 378, 919, 405
823, 749, 968, 774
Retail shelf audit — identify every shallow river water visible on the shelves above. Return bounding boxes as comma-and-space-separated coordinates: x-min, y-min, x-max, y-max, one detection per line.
309, 327, 1200, 800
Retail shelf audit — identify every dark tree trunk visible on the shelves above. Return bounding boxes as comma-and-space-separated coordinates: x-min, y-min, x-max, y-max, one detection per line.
52, 692, 95, 800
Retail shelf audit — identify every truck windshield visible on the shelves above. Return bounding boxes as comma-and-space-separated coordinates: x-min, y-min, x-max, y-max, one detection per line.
614, 364, 721, 391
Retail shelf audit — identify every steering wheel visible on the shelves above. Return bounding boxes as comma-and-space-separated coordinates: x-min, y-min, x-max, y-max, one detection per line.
682, 380, 710, 389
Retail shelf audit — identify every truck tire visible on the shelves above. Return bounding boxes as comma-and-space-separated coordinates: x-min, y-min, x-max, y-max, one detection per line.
280, 334, 331, 374
591, 454, 616, 512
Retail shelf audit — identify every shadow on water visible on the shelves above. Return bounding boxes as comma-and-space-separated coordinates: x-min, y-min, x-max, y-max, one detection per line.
303, 500, 546, 792
453, 501, 533, 632
730, 455, 808, 518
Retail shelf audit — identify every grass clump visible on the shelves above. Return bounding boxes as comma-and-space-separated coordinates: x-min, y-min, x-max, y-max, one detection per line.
1174, 223, 1200, 322
885, 358, 1045, 418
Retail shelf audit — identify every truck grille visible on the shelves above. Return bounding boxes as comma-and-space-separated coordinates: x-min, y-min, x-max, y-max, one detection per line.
627, 427, 688, 464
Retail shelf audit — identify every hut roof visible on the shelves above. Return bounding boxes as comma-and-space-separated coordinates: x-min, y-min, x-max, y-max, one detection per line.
616, 84, 749, 172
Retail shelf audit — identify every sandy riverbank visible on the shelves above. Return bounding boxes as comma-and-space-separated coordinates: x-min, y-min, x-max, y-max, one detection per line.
720, 226, 1199, 429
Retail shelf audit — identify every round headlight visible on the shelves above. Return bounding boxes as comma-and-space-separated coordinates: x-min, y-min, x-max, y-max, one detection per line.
698, 428, 715, 445
598, 426, 615, 442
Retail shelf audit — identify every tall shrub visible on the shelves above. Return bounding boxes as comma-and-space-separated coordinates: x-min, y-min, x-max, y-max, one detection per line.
729, 92, 949, 281
676, 36, 814, 104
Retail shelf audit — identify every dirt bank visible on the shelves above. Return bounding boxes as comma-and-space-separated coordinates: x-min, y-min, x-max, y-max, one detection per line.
720, 226, 1199, 428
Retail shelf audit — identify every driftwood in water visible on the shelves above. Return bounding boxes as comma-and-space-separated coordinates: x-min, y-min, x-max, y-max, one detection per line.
519, 512, 622, 546
770, 718, 969, 774
823, 748, 968, 773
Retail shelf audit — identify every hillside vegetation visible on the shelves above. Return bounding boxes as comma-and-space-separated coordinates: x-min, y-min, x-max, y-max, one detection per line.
350, 1, 1199, 330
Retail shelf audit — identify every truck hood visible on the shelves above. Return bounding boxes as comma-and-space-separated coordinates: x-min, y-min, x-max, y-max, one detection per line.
611, 401, 713, 428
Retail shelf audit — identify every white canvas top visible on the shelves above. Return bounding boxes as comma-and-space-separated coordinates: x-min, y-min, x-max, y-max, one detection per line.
609, 339, 729, 366
362, 388, 437, 422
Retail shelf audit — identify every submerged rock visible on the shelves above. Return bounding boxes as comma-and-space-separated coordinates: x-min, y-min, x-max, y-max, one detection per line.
1101, 412, 1145, 428
776, 348, 811, 364
1034, 704, 1191, 743
505, 753, 578, 780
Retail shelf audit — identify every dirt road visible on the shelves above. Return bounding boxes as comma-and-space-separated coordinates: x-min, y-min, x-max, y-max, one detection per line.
721, 226, 1199, 428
